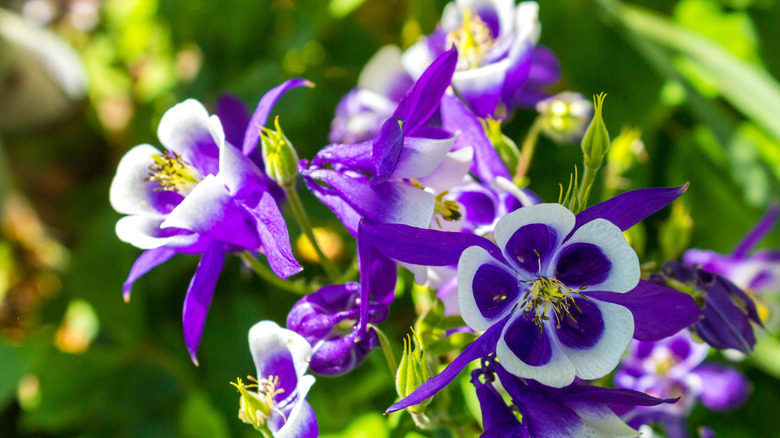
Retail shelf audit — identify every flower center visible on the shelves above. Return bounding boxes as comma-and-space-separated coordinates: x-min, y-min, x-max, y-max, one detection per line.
146, 152, 202, 194
447, 8, 495, 69
519, 276, 588, 331
434, 191, 462, 223
231, 375, 286, 432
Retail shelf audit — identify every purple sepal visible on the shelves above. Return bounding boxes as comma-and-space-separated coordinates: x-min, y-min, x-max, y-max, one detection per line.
694, 363, 751, 411
440, 94, 511, 182
732, 202, 779, 258
393, 48, 458, 134
122, 247, 178, 301
359, 220, 506, 267
301, 167, 362, 236
470, 368, 527, 437
508, 46, 562, 108
242, 191, 302, 279
183, 243, 225, 365
242, 78, 313, 156
215, 93, 251, 148
588, 280, 702, 342
385, 317, 506, 413
312, 141, 374, 174
574, 184, 689, 234
371, 115, 405, 185
356, 226, 397, 339
562, 385, 677, 407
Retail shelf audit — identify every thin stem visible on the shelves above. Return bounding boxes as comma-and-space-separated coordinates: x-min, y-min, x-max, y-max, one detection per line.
514, 116, 543, 184
283, 186, 342, 281
577, 165, 599, 212
240, 251, 309, 295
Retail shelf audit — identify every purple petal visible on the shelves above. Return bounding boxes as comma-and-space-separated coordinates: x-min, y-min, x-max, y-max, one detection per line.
573, 184, 689, 234
393, 48, 458, 134
453, 60, 510, 117
505, 223, 561, 275
242, 78, 313, 156
157, 99, 220, 176
183, 243, 225, 364
555, 243, 611, 287
509, 46, 561, 108
587, 280, 701, 342
313, 141, 374, 173
458, 246, 521, 331
555, 299, 605, 349
693, 363, 751, 411
499, 46, 533, 111
277, 400, 318, 438
356, 227, 397, 338
243, 191, 302, 279
697, 276, 758, 353
215, 93, 250, 148
563, 385, 676, 407
732, 203, 779, 258
301, 169, 362, 236
385, 317, 506, 413
122, 247, 178, 301
471, 369, 524, 435
358, 220, 505, 267
503, 315, 553, 366
440, 94, 511, 182
371, 115, 405, 185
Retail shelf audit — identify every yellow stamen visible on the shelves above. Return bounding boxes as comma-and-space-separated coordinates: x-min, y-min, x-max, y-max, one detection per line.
519, 276, 588, 332
146, 152, 202, 194
447, 8, 495, 69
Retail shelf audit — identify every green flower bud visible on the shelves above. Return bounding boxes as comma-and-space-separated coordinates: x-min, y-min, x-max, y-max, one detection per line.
581, 92, 610, 170
536, 92, 593, 144
659, 201, 693, 261
395, 329, 432, 414
260, 116, 300, 188
481, 117, 520, 172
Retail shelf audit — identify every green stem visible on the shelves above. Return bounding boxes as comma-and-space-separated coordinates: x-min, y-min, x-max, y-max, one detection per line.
577, 165, 599, 212
283, 186, 341, 281
369, 324, 398, 376
514, 116, 543, 185
240, 251, 309, 295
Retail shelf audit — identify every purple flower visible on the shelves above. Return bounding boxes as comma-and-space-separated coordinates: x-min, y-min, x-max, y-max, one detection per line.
655, 261, 762, 353
472, 358, 675, 438
286, 283, 389, 376
370, 185, 700, 411
302, 48, 460, 235
615, 330, 751, 437
402, 0, 560, 116
110, 81, 309, 363
232, 320, 317, 437
684, 204, 780, 298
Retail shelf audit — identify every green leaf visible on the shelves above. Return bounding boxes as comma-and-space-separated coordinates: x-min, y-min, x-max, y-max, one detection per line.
328, 0, 368, 19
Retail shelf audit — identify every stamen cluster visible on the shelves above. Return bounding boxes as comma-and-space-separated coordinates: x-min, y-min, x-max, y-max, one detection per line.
145, 152, 201, 193
519, 276, 588, 331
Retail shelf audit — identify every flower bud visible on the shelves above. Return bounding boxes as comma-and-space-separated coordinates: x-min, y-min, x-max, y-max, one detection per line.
260, 116, 300, 187
395, 329, 432, 414
580, 92, 610, 169
658, 201, 693, 261
287, 283, 388, 376
536, 91, 593, 144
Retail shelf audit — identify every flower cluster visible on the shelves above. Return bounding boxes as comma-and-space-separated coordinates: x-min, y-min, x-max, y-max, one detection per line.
106, 1, 774, 436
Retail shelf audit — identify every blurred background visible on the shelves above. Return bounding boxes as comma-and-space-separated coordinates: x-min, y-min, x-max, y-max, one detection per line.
1, 0, 780, 436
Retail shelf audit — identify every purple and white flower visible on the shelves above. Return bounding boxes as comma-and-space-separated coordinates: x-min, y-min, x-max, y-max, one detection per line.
402, 0, 560, 116
233, 320, 318, 438
110, 80, 308, 363
615, 329, 750, 438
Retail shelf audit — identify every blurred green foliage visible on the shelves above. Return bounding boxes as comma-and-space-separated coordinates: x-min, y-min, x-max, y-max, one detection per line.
1, 0, 780, 436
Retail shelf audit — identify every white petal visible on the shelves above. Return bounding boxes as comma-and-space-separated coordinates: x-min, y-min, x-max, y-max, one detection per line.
358, 45, 407, 97
496, 313, 577, 388
389, 135, 457, 180
556, 219, 640, 293
109, 144, 164, 215
556, 300, 634, 380
418, 147, 474, 193
157, 99, 220, 174
248, 321, 313, 380
401, 40, 434, 80
457, 246, 519, 331
493, 203, 575, 274
115, 214, 198, 249
565, 402, 639, 438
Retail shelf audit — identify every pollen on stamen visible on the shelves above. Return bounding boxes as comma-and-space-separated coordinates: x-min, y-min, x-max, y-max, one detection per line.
145, 152, 202, 194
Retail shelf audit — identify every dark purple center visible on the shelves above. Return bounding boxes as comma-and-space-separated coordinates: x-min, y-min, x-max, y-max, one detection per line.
473, 264, 521, 320
555, 243, 611, 287
554, 298, 605, 349
505, 223, 559, 274
504, 316, 553, 366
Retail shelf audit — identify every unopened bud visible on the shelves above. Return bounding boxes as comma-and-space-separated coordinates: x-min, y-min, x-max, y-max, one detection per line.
581, 92, 610, 169
260, 116, 299, 187
536, 92, 593, 144
659, 201, 693, 261
395, 329, 433, 414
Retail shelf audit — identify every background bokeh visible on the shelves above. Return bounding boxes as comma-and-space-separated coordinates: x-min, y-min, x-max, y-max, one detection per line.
1, 0, 780, 436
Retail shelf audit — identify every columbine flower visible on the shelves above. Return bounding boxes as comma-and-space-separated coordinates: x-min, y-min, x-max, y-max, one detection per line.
615, 329, 750, 437
110, 80, 308, 363
302, 48, 459, 235
471, 357, 675, 438
286, 283, 389, 375
232, 320, 317, 437
402, 0, 560, 116
653, 261, 762, 353
367, 185, 700, 411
